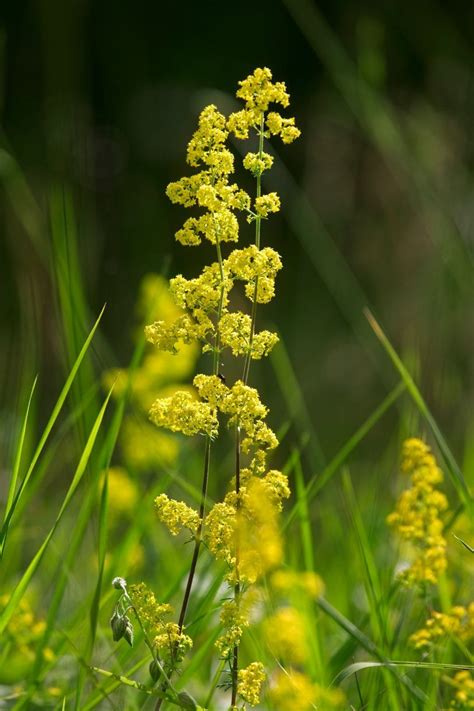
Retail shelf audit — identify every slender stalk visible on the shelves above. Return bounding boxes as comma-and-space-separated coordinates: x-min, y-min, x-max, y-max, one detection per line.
177, 437, 211, 631
242, 112, 265, 384
155, 233, 226, 711
231, 426, 241, 706
231, 111, 265, 706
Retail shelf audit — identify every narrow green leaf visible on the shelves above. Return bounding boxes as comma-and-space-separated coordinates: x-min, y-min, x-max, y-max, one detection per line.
284, 381, 405, 530
0, 388, 112, 635
318, 597, 428, 702
0, 306, 105, 554
5, 375, 38, 515
334, 659, 474, 687
365, 309, 470, 506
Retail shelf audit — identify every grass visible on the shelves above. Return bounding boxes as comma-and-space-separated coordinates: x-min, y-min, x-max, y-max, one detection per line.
2, 208, 472, 710
1, 36, 473, 711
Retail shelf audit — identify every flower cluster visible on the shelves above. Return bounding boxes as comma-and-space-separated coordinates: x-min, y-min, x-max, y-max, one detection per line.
103, 273, 198, 471
154, 494, 200, 537
264, 606, 309, 665
204, 474, 289, 587
237, 661, 266, 706
387, 438, 448, 586
127, 67, 306, 708
410, 603, 474, 649
128, 583, 192, 663
449, 671, 474, 709
227, 67, 300, 146
166, 104, 250, 247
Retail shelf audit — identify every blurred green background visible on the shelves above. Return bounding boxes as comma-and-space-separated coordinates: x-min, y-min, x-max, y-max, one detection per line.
1, 2, 474, 707
1, 0, 473, 493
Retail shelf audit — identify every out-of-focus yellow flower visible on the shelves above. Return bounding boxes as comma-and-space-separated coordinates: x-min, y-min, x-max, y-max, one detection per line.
102, 273, 199, 473
264, 607, 309, 665
270, 569, 325, 598
120, 417, 180, 470
0, 596, 53, 684
105, 466, 138, 519
205, 477, 285, 585
387, 438, 448, 586
410, 603, 474, 649
268, 670, 345, 711
449, 670, 474, 708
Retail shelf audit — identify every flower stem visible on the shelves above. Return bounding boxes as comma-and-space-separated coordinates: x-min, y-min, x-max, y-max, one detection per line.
231, 112, 265, 707
155, 233, 226, 711
242, 112, 265, 384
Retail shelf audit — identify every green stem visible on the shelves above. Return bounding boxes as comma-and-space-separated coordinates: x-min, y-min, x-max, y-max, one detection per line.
231, 425, 241, 707
242, 112, 265, 384
155, 232, 226, 711
231, 112, 265, 707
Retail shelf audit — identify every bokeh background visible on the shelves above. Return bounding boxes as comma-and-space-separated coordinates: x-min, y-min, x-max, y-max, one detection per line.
2, 0, 473, 451
1, 0, 474, 567
1, 1, 474, 706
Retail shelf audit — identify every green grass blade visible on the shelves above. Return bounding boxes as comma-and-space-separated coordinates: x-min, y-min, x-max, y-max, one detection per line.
317, 596, 428, 703
284, 381, 405, 530
334, 660, 474, 687
271, 338, 326, 469
365, 309, 470, 505
282, 0, 473, 289
0, 305, 105, 555
342, 469, 400, 709
0, 388, 112, 635
5, 375, 37, 515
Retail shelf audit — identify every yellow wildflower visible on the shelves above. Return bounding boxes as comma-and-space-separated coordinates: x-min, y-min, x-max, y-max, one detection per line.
269, 671, 345, 711
149, 390, 218, 438
449, 670, 474, 709
255, 192, 281, 218
243, 151, 274, 176
154, 621, 193, 660
128, 583, 192, 664
205, 478, 283, 585
410, 603, 474, 649
387, 438, 448, 586
226, 245, 282, 304
170, 265, 233, 313
264, 607, 309, 665
216, 599, 249, 658
271, 569, 325, 598
204, 501, 237, 569
266, 112, 301, 144
237, 477, 284, 583
218, 312, 279, 359
105, 467, 139, 519
237, 662, 266, 706
154, 494, 200, 536
236, 67, 289, 111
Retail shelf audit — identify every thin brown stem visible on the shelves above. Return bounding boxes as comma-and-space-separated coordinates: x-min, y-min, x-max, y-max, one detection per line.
155, 234, 225, 711
177, 435, 211, 631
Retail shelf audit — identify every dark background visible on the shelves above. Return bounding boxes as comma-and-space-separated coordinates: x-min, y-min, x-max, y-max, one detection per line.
1, 0, 473, 474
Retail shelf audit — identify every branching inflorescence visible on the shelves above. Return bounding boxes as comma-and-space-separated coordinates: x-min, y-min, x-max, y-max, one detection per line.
112, 68, 300, 710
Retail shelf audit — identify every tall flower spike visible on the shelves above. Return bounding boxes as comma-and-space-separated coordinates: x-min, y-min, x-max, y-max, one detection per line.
387, 438, 448, 586
142, 68, 300, 710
